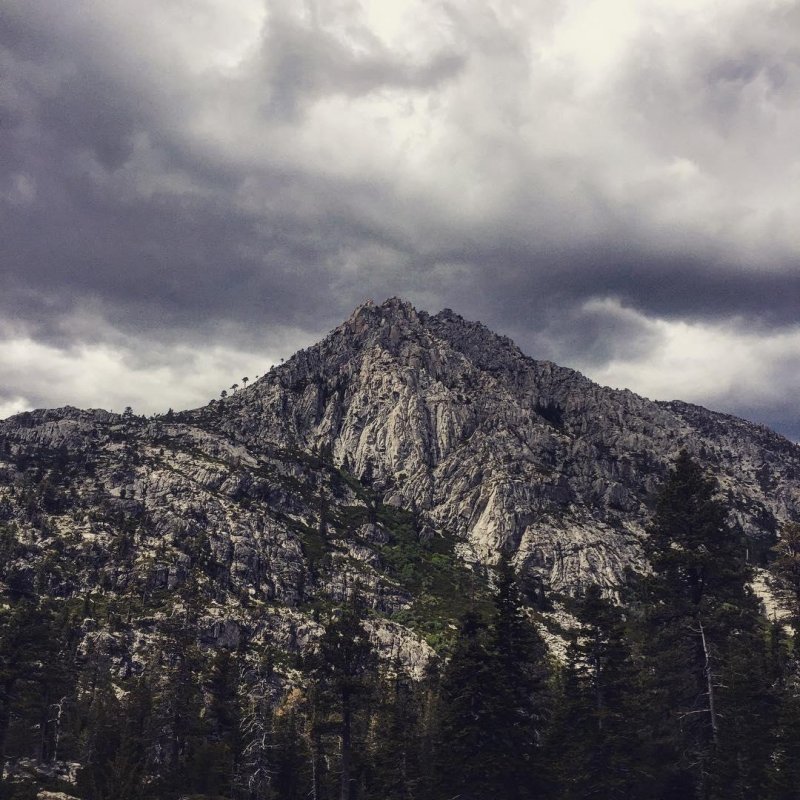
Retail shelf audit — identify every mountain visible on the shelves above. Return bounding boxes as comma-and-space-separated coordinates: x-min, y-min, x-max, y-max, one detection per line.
1, 297, 798, 664
0, 298, 800, 608
201, 297, 800, 588
2, 297, 800, 796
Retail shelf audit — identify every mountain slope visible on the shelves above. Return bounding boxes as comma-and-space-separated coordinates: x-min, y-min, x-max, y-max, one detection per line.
205, 297, 800, 591
0, 404, 459, 678
1, 296, 798, 682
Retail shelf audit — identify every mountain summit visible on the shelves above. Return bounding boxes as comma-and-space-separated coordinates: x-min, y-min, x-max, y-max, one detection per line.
201, 297, 799, 591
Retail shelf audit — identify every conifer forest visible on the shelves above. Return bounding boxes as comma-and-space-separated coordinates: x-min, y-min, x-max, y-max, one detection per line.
2, 451, 800, 800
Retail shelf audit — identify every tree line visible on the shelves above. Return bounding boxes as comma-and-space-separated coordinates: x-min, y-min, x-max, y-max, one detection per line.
2, 452, 800, 799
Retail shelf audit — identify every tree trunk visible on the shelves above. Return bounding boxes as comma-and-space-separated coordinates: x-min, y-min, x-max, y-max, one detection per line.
308, 723, 322, 800
0, 679, 15, 785
594, 634, 603, 734
341, 696, 352, 800
698, 619, 719, 745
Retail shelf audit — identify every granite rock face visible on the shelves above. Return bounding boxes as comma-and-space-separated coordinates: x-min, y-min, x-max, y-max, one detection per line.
213, 298, 800, 591
1, 298, 799, 676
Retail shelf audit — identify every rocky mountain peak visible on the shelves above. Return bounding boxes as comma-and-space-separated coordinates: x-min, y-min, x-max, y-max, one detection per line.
3, 297, 799, 601
208, 299, 800, 593
343, 296, 419, 333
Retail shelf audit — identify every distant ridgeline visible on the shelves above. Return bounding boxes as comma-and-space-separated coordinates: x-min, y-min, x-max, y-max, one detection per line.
1, 298, 799, 799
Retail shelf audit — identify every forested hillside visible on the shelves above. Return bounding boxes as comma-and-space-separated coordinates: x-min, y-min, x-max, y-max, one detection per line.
3, 451, 800, 799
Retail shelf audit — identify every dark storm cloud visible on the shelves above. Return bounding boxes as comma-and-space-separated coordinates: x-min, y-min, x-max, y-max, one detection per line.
1, 0, 799, 437
466, 244, 800, 332
0, 0, 463, 345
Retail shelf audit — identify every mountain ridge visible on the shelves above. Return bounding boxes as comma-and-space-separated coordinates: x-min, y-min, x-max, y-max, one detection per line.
5, 297, 799, 602
188, 297, 798, 590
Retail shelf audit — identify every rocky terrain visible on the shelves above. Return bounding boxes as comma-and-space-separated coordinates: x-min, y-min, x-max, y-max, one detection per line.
213, 298, 800, 587
1, 296, 799, 678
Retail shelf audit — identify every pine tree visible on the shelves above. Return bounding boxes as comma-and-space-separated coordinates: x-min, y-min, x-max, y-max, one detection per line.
76, 670, 153, 800
197, 649, 242, 797
763, 526, 800, 798
414, 659, 442, 800
366, 660, 424, 800
768, 657, 800, 799
0, 600, 76, 783
0, 601, 49, 790
437, 558, 551, 800
436, 610, 495, 800
483, 556, 551, 799
772, 523, 800, 628
639, 450, 771, 798
310, 599, 377, 800
548, 584, 643, 799
149, 630, 207, 797
270, 696, 312, 800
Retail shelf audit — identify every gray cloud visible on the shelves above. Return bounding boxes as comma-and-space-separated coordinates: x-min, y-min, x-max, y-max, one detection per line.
255, 6, 466, 119
1, 0, 799, 438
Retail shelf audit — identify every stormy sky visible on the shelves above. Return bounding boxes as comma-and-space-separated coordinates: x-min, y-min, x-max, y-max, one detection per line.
2, 0, 799, 440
